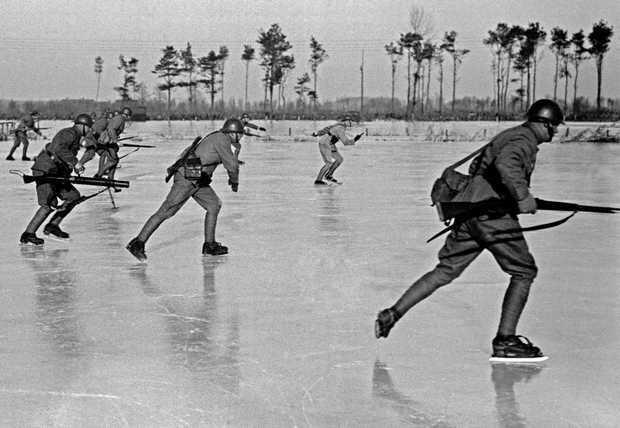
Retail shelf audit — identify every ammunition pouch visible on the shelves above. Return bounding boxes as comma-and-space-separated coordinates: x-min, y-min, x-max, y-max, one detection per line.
182, 157, 203, 180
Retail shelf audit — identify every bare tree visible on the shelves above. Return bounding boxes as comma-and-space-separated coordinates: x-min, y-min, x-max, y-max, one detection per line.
385, 41, 403, 117
443, 31, 469, 113
409, 4, 433, 37
217, 46, 229, 108
399, 32, 422, 119
308, 36, 328, 114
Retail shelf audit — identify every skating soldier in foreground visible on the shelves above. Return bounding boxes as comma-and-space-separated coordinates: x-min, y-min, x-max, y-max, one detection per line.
313, 116, 363, 185
375, 99, 565, 362
19, 113, 94, 245
126, 118, 242, 261
6, 111, 42, 161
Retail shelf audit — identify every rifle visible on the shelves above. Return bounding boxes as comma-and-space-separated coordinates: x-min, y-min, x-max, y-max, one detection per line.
120, 142, 155, 148
244, 131, 262, 137
427, 198, 619, 243
439, 198, 619, 220
117, 135, 138, 142
165, 135, 203, 183
10, 170, 130, 188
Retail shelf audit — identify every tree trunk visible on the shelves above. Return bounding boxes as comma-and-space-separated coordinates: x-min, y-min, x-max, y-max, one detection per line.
96, 73, 101, 102
313, 70, 318, 115
553, 54, 559, 101
596, 56, 603, 111
451, 57, 457, 113
244, 61, 249, 110
391, 62, 396, 117
438, 62, 444, 116
426, 60, 431, 114
572, 62, 580, 116
532, 50, 538, 101
406, 54, 412, 119
167, 88, 171, 126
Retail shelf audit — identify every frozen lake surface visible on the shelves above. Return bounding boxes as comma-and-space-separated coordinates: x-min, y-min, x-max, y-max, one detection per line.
1, 120, 619, 426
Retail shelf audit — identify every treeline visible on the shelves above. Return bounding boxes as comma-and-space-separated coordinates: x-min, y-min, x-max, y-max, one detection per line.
1, 6, 617, 122
1, 95, 618, 122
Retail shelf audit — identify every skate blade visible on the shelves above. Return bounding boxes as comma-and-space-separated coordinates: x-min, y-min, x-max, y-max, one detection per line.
42, 234, 71, 243
489, 355, 549, 363
19, 241, 44, 247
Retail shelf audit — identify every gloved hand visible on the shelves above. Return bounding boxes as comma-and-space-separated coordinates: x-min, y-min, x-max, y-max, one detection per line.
353, 133, 364, 142
229, 179, 238, 192
74, 163, 85, 175
517, 194, 537, 214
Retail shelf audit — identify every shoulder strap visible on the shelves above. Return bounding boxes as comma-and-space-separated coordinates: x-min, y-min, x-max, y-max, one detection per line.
447, 142, 491, 170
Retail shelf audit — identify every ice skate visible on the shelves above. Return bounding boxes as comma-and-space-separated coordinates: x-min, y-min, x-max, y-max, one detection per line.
126, 237, 147, 262
43, 223, 70, 240
490, 335, 548, 363
19, 232, 44, 246
203, 241, 228, 255
375, 308, 400, 339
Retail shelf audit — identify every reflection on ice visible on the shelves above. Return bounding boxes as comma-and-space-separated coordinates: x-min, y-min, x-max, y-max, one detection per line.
1, 121, 618, 425
491, 363, 544, 428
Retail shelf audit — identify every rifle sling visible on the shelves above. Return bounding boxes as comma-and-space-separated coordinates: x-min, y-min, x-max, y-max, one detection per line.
426, 211, 578, 243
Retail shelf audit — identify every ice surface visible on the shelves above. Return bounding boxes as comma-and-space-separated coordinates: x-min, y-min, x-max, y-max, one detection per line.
1, 120, 619, 426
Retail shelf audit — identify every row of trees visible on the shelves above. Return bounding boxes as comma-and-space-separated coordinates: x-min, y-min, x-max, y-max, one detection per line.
22, 9, 620, 121
380, 7, 614, 120
483, 19, 613, 118
100, 24, 329, 123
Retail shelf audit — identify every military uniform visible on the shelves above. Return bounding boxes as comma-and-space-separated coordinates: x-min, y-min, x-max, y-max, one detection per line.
128, 131, 239, 258
95, 114, 127, 180
6, 113, 41, 160
20, 126, 85, 244
314, 123, 356, 184
32, 127, 82, 209
77, 115, 109, 169
386, 124, 541, 338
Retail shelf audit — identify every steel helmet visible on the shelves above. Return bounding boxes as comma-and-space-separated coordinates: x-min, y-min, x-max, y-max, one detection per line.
121, 107, 133, 117
31, 110, 39, 116
74, 113, 94, 128
241, 113, 250, 121
526, 99, 564, 126
222, 118, 245, 134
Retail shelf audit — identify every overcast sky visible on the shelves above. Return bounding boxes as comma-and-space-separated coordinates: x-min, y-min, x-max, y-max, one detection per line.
1, 0, 618, 105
